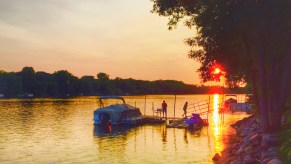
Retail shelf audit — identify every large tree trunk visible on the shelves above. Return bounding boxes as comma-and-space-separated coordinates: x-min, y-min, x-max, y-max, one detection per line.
269, 43, 291, 131
256, 37, 270, 132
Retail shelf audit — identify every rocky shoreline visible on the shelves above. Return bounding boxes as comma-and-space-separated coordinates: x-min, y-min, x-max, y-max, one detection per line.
212, 115, 283, 164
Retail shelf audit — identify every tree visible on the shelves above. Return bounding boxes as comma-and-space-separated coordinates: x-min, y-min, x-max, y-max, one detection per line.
0, 71, 22, 97
34, 71, 57, 97
53, 70, 77, 97
80, 76, 95, 95
18, 67, 35, 94
96, 72, 114, 95
152, 0, 291, 132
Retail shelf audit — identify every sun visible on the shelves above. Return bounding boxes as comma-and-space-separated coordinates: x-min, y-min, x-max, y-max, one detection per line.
214, 68, 221, 74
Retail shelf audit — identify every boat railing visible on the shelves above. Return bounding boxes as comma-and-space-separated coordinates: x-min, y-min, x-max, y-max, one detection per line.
187, 99, 212, 114
187, 98, 226, 116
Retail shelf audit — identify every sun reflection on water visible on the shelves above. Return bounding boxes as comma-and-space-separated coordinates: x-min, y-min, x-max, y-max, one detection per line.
212, 94, 223, 153
0, 95, 248, 163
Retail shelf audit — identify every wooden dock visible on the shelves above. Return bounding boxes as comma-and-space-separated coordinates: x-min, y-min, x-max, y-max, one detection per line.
142, 115, 208, 129
142, 115, 166, 124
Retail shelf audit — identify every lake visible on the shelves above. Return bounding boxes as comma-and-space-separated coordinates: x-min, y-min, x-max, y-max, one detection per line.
0, 94, 248, 163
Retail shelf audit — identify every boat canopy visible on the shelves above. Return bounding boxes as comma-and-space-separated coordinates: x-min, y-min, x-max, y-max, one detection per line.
94, 104, 138, 122
98, 96, 127, 108
99, 96, 125, 100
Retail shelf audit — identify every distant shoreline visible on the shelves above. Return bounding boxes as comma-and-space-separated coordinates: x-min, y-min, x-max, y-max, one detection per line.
0, 67, 250, 98
0, 93, 251, 99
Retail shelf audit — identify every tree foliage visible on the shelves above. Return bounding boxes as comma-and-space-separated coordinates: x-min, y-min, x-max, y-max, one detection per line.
0, 71, 22, 97
0, 67, 248, 98
152, 0, 291, 132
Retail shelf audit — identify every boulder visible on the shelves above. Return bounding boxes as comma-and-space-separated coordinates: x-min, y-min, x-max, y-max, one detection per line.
262, 133, 280, 147
236, 148, 244, 155
262, 157, 272, 164
248, 134, 261, 143
267, 158, 282, 164
261, 151, 279, 159
244, 145, 255, 153
212, 153, 221, 161
230, 159, 242, 164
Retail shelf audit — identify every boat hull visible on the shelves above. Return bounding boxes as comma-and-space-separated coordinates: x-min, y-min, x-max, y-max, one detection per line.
94, 116, 143, 125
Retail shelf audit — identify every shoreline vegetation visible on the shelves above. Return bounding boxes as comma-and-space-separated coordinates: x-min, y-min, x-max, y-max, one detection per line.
0, 67, 250, 98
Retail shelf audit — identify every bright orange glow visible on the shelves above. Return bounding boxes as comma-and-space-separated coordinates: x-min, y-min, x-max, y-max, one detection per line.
213, 94, 220, 125
214, 68, 221, 74
212, 94, 223, 153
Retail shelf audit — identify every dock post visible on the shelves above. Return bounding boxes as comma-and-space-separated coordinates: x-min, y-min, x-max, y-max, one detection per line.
207, 94, 210, 123
152, 102, 154, 117
144, 95, 146, 115
174, 95, 176, 118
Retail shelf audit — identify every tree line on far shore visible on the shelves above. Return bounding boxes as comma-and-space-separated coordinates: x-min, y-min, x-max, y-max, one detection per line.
0, 67, 250, 98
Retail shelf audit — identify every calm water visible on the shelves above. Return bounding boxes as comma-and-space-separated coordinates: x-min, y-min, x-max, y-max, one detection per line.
0, 94, 248, 163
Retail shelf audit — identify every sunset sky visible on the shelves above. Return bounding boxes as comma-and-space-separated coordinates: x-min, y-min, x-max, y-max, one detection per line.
0, 0, 202, 85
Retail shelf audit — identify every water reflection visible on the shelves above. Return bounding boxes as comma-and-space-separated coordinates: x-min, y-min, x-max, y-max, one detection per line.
0, 95, 247, 163
93, 125, 132, 136
212, 94, 223, 153
161, 124, 167, 142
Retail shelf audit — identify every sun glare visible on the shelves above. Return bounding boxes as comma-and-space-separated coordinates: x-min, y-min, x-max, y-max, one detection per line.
212, 94, 223, 153
214, 68, 221, 74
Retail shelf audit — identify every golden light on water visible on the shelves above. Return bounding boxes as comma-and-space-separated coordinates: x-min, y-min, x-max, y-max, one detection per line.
213, 94, 220, 125
212, 94, 223, 153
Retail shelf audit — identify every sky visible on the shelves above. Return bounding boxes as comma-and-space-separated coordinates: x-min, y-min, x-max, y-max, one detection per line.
0, 0, 202, 85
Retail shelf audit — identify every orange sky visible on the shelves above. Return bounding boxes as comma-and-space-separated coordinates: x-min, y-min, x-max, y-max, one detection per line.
0, 0, 204, 85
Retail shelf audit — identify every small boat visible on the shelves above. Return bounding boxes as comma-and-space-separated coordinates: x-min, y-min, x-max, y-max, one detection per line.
222, 94, 252, 113
185, 113, 204, 129
93, 96, 143, 125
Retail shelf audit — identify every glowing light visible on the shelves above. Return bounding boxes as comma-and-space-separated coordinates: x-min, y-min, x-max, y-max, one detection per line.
212, 94, 223, 153
213, 94, 220, 131
214, 68, 221, 74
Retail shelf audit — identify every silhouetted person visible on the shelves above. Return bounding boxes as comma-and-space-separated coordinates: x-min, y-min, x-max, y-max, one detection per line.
162, 100, 167, 118
182, 102, 188, 118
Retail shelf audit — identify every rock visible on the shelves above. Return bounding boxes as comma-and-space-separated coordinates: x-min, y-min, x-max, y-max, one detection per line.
212, 153, 221, 161
261, 150, 279, 159
262, 157, 272, 164
232, 143, 239, 149
242, 154, 256, 164
230, 159, 242, 164
251, 140, 261, 147
245, 145, 255, 153
267, 158, 282, 164
219, 116, 283, 164
227, 156, 237, 164
262, 133, 280, 147
248, 134, 261, 143
236, 148, 244, 155
268, 147, 279, 152
266, 139, 280, 147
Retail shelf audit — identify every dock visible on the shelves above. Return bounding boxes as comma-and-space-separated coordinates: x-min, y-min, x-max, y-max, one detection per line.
141, 115, 209, 129
139, 94, 239, 129
141, 97, 223, 129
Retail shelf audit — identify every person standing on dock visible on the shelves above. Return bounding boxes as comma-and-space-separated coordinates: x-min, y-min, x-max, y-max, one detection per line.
182, 102, 188, 118
162, 100, 167, 118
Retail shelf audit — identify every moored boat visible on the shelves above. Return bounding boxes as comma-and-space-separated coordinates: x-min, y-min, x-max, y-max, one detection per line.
222, 94, 252, 113
185, 113, 204, 129
93, 96, 143, 125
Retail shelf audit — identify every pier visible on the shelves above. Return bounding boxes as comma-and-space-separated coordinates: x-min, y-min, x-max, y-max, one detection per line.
141, 95, 226, 128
